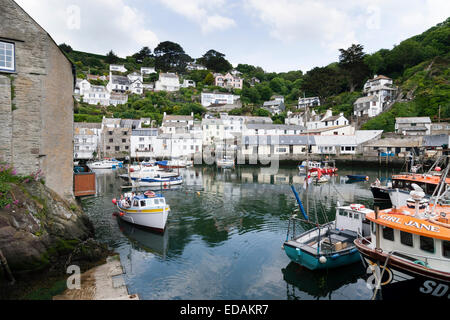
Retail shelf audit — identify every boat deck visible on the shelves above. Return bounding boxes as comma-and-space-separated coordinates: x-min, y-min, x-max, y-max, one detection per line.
289, 229, 357, 256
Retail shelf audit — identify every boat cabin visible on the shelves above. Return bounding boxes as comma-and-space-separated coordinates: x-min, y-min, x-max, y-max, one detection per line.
336, 205, 372, 237
366, 209, 450, 271
121, 193, 166, 209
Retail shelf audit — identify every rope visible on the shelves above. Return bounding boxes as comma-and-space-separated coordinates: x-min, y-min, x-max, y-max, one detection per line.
371, 251, 393, 300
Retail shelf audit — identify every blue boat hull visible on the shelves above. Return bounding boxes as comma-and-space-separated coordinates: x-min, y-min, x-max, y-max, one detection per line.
284, 243, 361, 270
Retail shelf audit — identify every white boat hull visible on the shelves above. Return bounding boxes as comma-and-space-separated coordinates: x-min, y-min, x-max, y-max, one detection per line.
118, 206, 169, 231
132, 179, 183, 188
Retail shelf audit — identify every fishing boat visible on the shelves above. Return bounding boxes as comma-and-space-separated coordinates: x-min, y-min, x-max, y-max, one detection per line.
283, 186, 372, 270
112, 191, 170, 232
355, 165, 450, 299
88, 159, 123, 170
119, 165, 179, 181
299, 160, 338, 176
131, 175, 183, 188
156, 158, 193, 169
371, 156, 448, 206
298, 161, 322, 174
346, 175, 369, 182
216, 156, 235, 169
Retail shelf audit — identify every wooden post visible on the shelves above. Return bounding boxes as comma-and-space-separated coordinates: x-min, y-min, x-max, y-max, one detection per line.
375, 206, 380, 250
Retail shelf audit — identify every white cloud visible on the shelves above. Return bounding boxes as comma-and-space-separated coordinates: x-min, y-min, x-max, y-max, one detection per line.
156, 0, 237, 34
244, 0, 358, 52
14, 0, 159, 57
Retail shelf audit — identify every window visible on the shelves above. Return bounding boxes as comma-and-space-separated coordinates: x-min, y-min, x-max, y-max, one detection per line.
125, 146, 129, 150
382, 226, 394, 241
353, 213, 359, 220
140, 200, 146, 207
420, 236, 435, 253
139, 137, 145, 142
443, 241, 450, 259
371, 222, 376, 233
115, 146, 120, 151
122, 139, 126, 143
123, 132, 128, 135
109, 139, 113, 143
0, 41, 15, 71
400, 231, 413, 247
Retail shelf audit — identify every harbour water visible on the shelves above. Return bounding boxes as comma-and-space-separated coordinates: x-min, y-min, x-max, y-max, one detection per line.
81, 164, 400, 300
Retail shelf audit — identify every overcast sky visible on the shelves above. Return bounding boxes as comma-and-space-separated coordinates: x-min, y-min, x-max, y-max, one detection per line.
15, 0, 450, 73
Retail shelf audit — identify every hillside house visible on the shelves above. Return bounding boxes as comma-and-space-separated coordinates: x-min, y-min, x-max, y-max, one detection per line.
201, 92, 240, 107
395, 117, 432, 136
154, 73, 180, 92
263, 100, 285, 115
141, 67, 156, 75
354, 75, 396, 118
298, 97, 320, 110
214, 72, 243, 90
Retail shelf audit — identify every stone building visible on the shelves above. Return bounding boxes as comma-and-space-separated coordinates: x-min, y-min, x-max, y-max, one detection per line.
100, 118, 141, 158
0, 0, 76, 199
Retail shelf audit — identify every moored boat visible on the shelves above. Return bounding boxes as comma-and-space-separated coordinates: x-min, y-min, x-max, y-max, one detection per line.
131, 176, 183, 188
112, 191, 170, 232
355, 167, 450, 299
156, 158, 193, 169
283, 186, 372, 270
216, 156, 235, 169
346, 175, 369, 182
88, 159, 124, 170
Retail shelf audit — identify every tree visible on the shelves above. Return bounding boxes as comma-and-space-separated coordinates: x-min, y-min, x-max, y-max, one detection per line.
154, 41, 192, 73
133, 46, 152, 63
338, 44, 370, 92
204, 73, 215, 86
301, 67, 347, 100
105, 50, 119, 64
197, 50, 232, 73
59, 43, 73, 54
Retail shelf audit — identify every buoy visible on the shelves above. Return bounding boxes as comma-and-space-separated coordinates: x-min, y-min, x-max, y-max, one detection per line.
319, 256, 327, 264
112, 199, 117, 205
197, 192, 201, 196
435, 167, 442, 172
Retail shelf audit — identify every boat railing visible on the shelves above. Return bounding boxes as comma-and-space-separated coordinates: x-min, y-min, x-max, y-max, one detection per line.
390, 249, 449, 266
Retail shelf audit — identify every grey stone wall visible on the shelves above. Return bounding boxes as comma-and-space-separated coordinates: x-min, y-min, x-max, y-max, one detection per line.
0, 76, 12, 164
101, 128, 131, 159
0, 0, 74, 199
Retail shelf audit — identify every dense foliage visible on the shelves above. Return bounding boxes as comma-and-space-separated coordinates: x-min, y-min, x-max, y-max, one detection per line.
66, 17, 449, 129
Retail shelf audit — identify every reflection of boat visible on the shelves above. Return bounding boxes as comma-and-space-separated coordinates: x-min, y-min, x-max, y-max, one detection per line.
284, 186, 372, 270
282, 261, 366, 299
216, 156, 235, 169
355, 165, 450, 300
112, 191, 170, 232
117, 218, 169, 258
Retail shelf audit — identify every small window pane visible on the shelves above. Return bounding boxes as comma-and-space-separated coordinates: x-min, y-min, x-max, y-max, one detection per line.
420, 236, 435, 253
382, 226, 394, 241
400, 231, 413, 247
443, 241, 450, 259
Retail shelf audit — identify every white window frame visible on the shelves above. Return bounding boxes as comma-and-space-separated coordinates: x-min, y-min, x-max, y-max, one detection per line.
0, 41, 15, 72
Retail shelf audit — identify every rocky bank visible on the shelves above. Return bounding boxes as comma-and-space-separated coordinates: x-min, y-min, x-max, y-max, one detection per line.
0, 180, 109, 298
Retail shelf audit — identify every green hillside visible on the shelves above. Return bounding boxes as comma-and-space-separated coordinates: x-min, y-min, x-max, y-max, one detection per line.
67, 17, 450, 126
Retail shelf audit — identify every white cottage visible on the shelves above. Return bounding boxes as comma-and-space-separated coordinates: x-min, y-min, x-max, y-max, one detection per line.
354, 75, 396, 118
154, 73, 180, 92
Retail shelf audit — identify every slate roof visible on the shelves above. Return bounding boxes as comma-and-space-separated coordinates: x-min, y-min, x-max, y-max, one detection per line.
423, 134, 449, 147
396, 117, 431, 124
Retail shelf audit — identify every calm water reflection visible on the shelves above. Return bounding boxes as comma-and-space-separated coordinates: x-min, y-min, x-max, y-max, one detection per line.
81, 164, 399, 300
